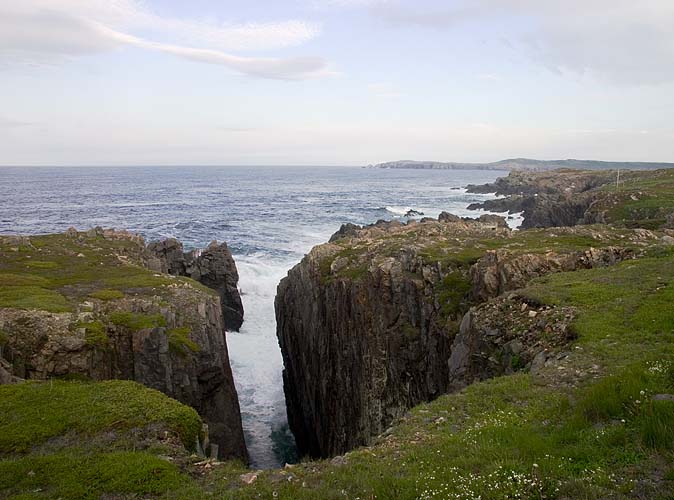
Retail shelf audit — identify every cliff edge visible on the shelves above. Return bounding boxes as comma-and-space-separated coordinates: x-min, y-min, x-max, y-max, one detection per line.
0, 228, 247, 462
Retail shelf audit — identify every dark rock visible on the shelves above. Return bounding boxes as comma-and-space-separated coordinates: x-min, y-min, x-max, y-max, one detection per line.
438, 211, 462, 223
276, 244, 454, 458
476, 214, 509, 229
448, 297, 576, 390
148, 239, 244, 332
405, 209, 424, 217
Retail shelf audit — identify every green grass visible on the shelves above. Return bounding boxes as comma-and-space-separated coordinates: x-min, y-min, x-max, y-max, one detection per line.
3, 228, 674, 499
0, 380, 201, 454
0, 451, 191, 500
183, 251, 674, 499
0, 286, 71, 313
0, 232, 211, 313
77, 320, 109, 347
168, 327, 200, 355
108, 312, 167, 331
435, 270, 472, 320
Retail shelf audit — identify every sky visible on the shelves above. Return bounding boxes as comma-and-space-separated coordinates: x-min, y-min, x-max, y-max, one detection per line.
1, 0, 673, 166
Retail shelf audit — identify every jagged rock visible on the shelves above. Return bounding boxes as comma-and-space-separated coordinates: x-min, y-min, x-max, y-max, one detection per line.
476, 214, 509, 228
276, 242, 454, 458
0, 358, 21, 384
329, 223, 363, 242
148, 239, 244, 331
448, 297, 576, 390
405, 209, 424, 217
467, 169, 674, 230
276, 219, 649, 460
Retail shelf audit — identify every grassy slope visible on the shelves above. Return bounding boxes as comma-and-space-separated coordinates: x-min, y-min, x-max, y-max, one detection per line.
0, 380, 202, 500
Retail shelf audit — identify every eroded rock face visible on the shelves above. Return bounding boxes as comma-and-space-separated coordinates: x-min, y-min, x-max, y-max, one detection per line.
276, 216, 655, 460
276, 243, 454, 458
466, 169, 674, 230
148, 239, 244, 332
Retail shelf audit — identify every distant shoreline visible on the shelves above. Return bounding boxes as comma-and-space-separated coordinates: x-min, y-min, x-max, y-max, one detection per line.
371, 158, 674, 171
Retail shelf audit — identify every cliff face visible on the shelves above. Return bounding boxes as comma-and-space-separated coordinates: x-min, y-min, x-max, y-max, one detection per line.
0, 229, 247, 462
277, 243, 453, 457
147, 238, 244, 332
276, 218, 659, 459
467, 168, 674, 230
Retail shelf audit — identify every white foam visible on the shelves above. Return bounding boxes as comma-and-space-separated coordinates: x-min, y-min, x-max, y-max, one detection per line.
227, 255, 292, 469
385, 206, 412, 216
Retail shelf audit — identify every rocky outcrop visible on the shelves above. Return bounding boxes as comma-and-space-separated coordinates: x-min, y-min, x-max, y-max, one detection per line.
0, 229, 248, 462
148, 239, 244, 332
448, 296, 577, 391
469, 193, 595, 229
470, 246, 635, 301
276, 216, 658, 460
466, 169, 674, 230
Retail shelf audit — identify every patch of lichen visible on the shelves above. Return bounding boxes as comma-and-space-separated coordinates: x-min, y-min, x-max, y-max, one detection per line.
167, 327, 200, 355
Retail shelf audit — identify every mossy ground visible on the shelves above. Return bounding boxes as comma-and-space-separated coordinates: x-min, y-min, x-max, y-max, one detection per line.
0, 380, 202, 499
0, 232, 215, 313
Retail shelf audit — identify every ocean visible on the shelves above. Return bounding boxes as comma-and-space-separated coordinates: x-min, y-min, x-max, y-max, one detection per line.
0, 165, 511, 468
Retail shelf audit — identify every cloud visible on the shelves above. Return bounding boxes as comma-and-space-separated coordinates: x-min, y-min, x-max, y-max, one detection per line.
366, 0, 674, 84
0, 1, 329, 80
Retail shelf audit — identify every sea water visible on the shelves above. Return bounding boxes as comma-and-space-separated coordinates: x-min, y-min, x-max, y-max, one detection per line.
0, 165, 512, 468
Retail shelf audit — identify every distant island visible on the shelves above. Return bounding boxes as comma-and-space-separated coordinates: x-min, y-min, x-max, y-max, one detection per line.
371, 158, 674, 171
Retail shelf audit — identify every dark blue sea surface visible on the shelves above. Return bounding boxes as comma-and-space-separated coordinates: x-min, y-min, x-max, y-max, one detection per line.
0, 165, 509, 468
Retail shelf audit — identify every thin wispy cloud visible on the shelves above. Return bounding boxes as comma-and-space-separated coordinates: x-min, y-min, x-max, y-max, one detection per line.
0, 0, 330, 80
360, 0, 674, 85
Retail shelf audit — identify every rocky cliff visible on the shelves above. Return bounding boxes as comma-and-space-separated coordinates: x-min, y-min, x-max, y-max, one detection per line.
147, 238, 244, 331
276, 217, 659, 458
467, 168, 674, 230
0, 228, 247, 462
